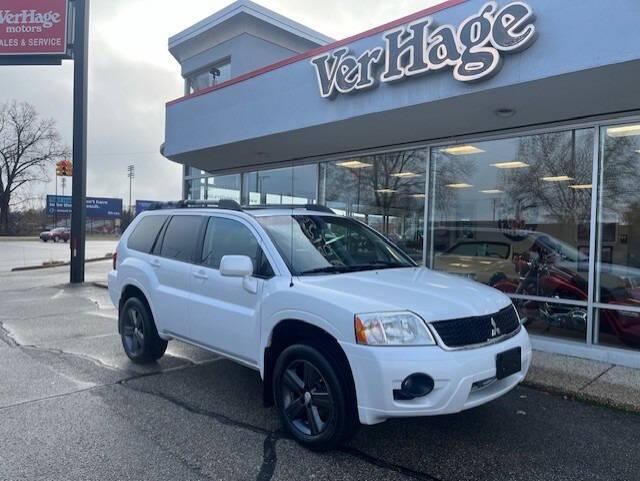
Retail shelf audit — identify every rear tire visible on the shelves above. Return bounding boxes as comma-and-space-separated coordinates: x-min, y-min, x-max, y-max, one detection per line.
273, 343, 358, 451
120, 297, 167, 364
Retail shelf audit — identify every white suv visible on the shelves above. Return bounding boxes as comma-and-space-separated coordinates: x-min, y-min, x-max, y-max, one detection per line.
108, 201, 532, 450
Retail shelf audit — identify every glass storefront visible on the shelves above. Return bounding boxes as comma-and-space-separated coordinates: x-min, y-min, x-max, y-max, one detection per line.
319, 149, 426, 261
182, 118, 640, 355
596, 123, 640, 349
186, 174, 241, 203
243, 165, 317, 205
430, 129, 594, 342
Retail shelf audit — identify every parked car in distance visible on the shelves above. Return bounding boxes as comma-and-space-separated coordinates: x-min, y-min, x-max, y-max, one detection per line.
39, 227, 70, 243
108, 201, 531, 450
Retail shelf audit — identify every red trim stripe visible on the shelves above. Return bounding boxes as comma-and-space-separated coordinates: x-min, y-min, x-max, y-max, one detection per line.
166, 0, 468, 107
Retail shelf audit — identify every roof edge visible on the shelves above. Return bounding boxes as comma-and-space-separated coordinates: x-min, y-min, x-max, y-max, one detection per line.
169, 0, 334, 51
166, 0, 469, 107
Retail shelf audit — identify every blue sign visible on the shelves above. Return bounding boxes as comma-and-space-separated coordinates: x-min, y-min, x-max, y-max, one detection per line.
135, 200, 160, 216
46, 195, 123, 219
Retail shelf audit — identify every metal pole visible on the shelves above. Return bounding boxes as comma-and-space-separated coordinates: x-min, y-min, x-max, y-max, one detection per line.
70, 0, 90, 284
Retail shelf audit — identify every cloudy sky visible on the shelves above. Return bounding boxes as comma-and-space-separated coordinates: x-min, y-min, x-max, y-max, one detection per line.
0, 0, 440, 207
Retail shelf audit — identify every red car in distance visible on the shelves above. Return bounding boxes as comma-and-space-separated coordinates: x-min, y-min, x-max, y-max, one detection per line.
39, 227, 70, 243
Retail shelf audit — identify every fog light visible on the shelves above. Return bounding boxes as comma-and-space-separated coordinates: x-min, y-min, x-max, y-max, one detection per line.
394, 373, 434, 400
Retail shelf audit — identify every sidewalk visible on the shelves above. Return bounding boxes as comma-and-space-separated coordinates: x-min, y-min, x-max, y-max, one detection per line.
525, 351, 640, 413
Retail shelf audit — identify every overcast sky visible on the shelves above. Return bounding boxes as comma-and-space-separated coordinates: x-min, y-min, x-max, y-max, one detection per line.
0, 0, 440, 207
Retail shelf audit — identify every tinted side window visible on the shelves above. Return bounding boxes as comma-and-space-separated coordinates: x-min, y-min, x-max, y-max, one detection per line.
160, 215, 203, 263
127, 215, 168, 253
201, 217, 273, 277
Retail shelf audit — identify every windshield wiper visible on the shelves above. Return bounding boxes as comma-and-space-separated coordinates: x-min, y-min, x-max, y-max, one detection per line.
300, 261, 409, 276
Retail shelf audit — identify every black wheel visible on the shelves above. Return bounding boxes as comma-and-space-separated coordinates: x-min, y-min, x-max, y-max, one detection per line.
273, 344, 358, 451
120, 297, 167, 364
52, 236, 59, 243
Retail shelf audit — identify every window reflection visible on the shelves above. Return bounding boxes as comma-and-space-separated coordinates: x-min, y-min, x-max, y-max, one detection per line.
513, 299, 586, 342
244, 165, 317, 205
320, 149, 426, 261
596, 124, 640, 349
431, 130, 594, 343
186, 174, 241, 203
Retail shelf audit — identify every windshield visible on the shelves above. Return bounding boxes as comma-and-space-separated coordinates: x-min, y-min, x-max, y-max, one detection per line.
257, 215, 416, 276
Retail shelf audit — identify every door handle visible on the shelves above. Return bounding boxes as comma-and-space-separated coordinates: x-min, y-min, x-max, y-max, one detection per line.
193, 270, 208, 280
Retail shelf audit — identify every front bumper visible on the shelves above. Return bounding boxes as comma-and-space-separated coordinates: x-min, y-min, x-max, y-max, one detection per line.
340, 327, 532, 425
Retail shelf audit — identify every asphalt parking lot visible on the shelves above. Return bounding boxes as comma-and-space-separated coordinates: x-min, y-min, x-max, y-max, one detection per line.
1, 261, 639, 481
0, 238, 118, 272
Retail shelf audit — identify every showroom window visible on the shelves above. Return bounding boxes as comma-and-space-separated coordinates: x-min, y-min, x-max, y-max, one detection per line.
319, 149, 426, 261
186, 174, 241, 203
243, 165, 318, 206
595, 123, 640, 350
429, 129, 594, 342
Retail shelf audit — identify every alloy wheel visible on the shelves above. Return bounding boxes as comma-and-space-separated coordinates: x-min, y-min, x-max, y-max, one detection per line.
122, 306, 145, 357
281, 360, 334, 437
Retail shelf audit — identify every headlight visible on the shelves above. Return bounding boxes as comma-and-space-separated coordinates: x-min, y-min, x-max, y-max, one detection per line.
355, 311, 436, 346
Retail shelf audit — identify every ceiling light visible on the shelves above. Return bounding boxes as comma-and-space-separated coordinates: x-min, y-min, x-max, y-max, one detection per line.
391, 172, 420, 178
336, 160, 372, 169
440, 145, 485, 155
491, 161, 529, 169
446, 183, 473, 189
375, 189, 397, 194
542, 176, 574, 182
607, 125, 640, 137
412, 194, 426, 198
481, 189, 504, 194
569, 184, 593, 190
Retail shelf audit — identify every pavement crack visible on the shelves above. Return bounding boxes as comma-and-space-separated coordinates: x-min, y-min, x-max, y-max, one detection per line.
339, 446, 443, 481
0, 321, 18, 347
579, 365, 615, 391
119, 381, 284, 481
119, 380, 274, 436
257, 432, 279, 481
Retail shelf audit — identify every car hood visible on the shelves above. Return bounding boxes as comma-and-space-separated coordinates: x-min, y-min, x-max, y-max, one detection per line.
297, 267, 512, 322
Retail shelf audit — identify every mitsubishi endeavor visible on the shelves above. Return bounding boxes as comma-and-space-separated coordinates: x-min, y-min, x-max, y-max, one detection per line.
108, 200, 532, 450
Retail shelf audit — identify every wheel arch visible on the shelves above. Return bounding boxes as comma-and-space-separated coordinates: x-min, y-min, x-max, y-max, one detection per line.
119, 283, 154, 335
262, 318, 357, 410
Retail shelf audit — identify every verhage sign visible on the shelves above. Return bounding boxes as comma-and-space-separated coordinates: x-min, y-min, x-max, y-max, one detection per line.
311, 1, 537, 99
0, 0, 69, 56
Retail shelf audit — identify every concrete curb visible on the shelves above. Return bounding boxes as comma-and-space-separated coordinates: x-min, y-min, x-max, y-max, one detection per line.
92, 281, 108, 289
525, 351, 640, 414
10, 255, 112, 272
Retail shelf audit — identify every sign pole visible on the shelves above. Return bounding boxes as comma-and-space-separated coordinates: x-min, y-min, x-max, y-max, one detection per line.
70, 0, 90, 284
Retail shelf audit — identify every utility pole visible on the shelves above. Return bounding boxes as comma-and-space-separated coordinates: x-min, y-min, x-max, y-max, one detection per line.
70, 0, 90, 284
127, 165, 135, 213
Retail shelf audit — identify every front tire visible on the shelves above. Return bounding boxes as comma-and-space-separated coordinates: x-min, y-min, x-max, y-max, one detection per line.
273, 344, 358, 451
120, 297, 167, 364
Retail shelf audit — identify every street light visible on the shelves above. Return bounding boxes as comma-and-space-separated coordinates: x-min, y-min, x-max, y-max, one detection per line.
127, 164, 135, 213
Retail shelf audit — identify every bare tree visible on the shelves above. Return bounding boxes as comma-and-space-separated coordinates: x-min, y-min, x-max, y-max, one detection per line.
0, 101, 68, 233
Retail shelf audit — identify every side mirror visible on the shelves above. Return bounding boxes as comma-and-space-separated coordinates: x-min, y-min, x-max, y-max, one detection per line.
219, 255, 253, 278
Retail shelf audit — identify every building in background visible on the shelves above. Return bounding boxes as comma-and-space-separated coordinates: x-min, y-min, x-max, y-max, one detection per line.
163, 0, 640, 367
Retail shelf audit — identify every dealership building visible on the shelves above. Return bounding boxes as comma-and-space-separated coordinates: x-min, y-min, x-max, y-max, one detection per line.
162, 0, 640, 367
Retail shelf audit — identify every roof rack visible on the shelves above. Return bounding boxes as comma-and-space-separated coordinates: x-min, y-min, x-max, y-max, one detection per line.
147, 200, 334, 214
149, 199, 242, 211
242, 204, 335, 214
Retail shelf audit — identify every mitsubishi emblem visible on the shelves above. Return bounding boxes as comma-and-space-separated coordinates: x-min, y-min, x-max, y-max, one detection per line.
490, 317, 502, 338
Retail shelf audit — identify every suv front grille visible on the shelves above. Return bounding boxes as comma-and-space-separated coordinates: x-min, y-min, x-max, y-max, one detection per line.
431, 305, 520, 349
